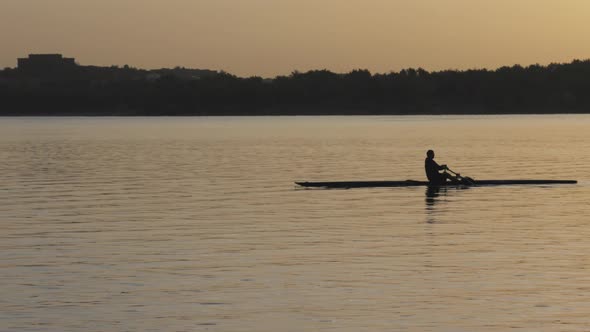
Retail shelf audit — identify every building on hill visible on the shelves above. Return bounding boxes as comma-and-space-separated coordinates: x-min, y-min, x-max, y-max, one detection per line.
17, 54, 77, 74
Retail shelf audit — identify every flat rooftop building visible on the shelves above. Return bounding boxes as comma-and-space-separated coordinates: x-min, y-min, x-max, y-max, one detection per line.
17, 54, 77, 73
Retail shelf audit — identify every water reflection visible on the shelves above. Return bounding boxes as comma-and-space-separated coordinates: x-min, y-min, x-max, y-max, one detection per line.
425, 186, 443, 204
425, 185, 471, 223
425, 186, 445, 223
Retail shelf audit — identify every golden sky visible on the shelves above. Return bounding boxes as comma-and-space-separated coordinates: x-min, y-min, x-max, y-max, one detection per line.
2, 0, 589, 77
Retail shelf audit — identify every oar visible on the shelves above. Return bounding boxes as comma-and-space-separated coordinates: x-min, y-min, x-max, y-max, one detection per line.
445, 167, 475, 185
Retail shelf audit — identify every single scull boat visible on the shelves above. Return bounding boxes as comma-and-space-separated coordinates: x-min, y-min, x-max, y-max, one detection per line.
295, 179, 577, 189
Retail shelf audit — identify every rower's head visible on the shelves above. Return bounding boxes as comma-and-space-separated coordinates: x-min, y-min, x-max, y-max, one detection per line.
426, 150, 435, 159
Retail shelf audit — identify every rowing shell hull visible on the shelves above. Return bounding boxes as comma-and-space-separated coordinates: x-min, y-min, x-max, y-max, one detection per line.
295, 180, 577, 188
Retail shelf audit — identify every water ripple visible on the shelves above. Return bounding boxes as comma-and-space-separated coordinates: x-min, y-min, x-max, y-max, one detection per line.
1, 115, 589, 331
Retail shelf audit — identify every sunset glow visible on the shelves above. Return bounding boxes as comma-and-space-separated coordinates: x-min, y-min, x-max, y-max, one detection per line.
2, 0, 590, 76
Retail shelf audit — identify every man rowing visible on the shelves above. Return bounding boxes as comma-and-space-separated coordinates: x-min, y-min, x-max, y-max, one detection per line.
424, 150, 460, 185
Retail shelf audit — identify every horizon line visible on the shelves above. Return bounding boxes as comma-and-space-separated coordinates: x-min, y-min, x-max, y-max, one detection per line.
5, 54, 590, 79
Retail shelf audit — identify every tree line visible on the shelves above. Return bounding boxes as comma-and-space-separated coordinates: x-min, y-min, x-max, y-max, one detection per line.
1, 60, 589, 115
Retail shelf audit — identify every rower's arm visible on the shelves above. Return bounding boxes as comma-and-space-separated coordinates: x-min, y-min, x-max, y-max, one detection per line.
433, 161, 445, 171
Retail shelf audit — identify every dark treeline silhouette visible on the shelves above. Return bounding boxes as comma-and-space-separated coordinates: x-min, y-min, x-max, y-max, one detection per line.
1, 58, 590, 115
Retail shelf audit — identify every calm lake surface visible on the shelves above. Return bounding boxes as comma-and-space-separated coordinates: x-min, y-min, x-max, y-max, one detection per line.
2, 115, 590, 332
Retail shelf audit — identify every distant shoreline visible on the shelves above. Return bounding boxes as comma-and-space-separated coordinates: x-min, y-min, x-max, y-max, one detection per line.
1, 106, 588, 116
3, 57, 590, 116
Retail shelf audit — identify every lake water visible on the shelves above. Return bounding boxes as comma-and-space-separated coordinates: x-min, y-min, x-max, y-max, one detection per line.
1, 115, 590, 332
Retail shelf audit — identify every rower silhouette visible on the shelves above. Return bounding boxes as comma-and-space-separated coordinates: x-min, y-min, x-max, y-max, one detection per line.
424, 150, 459, 185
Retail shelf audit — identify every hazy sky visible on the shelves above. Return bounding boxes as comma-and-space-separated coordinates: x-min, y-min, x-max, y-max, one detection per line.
2, 0, 590, 77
